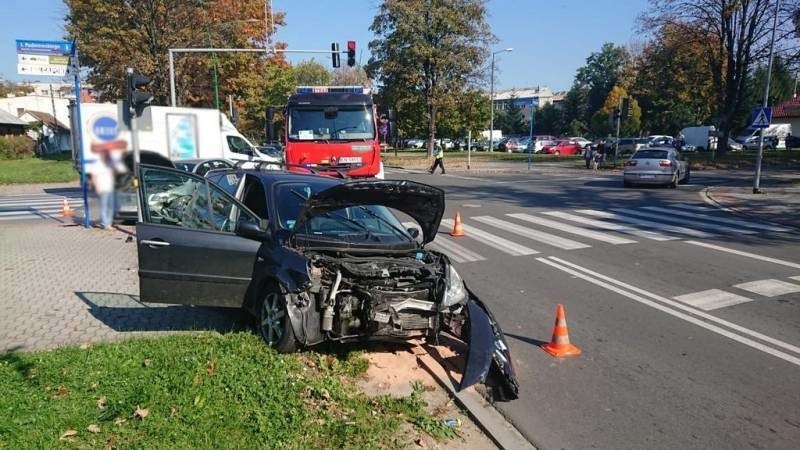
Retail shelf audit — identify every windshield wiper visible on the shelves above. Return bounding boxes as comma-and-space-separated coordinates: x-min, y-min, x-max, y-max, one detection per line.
357, 206, 414, 242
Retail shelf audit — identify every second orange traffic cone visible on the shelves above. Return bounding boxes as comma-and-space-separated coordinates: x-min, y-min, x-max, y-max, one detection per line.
541, 304, 581, 357
450, 211, 465, 237
61, 198, 73, 217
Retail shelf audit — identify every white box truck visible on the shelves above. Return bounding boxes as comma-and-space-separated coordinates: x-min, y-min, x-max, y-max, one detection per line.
73, 102, 278, 175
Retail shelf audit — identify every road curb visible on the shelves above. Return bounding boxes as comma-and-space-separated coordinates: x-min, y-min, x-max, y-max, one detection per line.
414, 350, 536, 450
701, 186, 799, 229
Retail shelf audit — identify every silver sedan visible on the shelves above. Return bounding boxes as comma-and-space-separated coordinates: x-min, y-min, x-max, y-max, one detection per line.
623, 147, 689, 188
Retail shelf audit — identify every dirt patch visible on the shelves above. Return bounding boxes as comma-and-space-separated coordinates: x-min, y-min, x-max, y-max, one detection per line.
357, 341, 498, 450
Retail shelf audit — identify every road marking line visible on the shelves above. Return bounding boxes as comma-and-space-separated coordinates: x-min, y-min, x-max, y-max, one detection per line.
641, 205, 791, 232
0, 208, 82, 216
683, 240, 800, 269
673, 289, 754, 310
538, 256, 800, 366
542, 211, 676, 241
429, 237, 486, 263
733, 279, 800, 297
577, 209, 716, 238
506, 213, 636, 245
0, 198, 83, 206
610, 208, 757, 235
472, 216, 590, 250
440, 219, 539, 256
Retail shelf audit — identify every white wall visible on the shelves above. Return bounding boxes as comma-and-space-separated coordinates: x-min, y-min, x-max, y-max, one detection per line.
0, 96, 71, 130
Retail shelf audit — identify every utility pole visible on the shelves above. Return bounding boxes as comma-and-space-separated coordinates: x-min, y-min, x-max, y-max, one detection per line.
753, 0, 781, 194
613, 96, 622, 166
49, 83, 58, 150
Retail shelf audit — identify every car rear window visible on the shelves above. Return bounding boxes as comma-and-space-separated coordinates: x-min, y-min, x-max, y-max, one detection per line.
633, 150, 669, 159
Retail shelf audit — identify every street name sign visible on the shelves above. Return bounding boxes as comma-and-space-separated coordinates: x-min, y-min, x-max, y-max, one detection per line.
750, 107, 772, 129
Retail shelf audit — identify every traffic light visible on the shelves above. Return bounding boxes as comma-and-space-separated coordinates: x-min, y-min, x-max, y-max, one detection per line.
347, 40, 356, 67
621, 97, 630, 121
126, 68, 153, 118
331, 42, 340, 68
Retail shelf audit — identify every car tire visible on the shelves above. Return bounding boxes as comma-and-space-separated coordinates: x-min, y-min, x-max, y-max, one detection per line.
681, 167, 691, 184
257, 286, 297, 353
623, 180, 632, 188
669, 173, 678, 189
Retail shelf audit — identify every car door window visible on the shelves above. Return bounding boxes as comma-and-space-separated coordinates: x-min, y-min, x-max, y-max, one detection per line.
227, 136, 253, 155
141, 166, 257, 233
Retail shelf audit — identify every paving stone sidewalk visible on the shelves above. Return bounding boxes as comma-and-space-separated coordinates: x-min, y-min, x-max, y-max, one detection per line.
705, 183, 800, 228
0, 219, 245, 353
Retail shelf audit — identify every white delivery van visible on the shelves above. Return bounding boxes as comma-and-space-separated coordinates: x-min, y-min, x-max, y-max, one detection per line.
681, 126, 715, 151
74, 102, 278, 175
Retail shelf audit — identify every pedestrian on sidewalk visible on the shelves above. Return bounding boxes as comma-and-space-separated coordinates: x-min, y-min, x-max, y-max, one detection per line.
91, 152, 116, 230
592, 148, 602, 171
786, 132, 793, 151
585, 145, 594, 169
429, 141, 446, 174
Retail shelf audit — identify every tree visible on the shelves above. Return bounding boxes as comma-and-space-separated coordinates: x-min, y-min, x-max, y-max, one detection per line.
65, 0, 289, 112
534, 103, 566, 135
367, 0, 495, 156
590, 86, 641, 137
331, 66, 372, 88
575, 43, 632, 120
644, 0, 796, 151
496, 96, 526, 135
0, 80, 33, 97
293, 60, 331, 86
746, 56, 795, 116
632, 22, 715, 134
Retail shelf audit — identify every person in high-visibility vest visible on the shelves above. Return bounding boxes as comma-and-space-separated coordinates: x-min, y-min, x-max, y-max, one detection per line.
429, 141, 446, 174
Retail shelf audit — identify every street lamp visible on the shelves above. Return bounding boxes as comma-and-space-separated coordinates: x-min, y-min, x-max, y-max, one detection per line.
489, 47, 513, 152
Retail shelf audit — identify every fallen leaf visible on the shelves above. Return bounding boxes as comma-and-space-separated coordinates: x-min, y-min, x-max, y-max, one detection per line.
170, 407, 177, 417
59, 429, 78, 440
79, 343, 91, 350
320, 388, 331, 401
55, 386, 69, 397
113, 417, 127, 426
206, 360, 216, 375
142, 359, 152, 368
414, 437, 426, 448
87, 424, 101, 433
134, 406, 149, 419
61, 367, 69, 376
97, 396, 107, 410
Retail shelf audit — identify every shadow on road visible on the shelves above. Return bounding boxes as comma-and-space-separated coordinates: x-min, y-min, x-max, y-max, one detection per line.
504, 333, 548, 348
75, 291, 249, 334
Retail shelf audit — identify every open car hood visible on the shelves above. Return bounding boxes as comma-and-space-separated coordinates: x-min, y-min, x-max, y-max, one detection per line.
295, 180, 445, 244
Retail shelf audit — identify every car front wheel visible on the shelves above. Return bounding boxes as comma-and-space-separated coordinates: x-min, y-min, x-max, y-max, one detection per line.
258, 287, 296, 353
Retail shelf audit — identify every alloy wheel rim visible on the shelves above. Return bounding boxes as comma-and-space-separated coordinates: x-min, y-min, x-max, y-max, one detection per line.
261, 293, 285, 345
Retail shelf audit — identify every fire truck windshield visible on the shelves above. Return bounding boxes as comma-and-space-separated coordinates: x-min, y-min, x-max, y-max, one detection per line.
289, 106, 375, 141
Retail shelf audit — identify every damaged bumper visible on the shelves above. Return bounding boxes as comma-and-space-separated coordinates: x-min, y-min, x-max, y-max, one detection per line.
450, 291, 519, 401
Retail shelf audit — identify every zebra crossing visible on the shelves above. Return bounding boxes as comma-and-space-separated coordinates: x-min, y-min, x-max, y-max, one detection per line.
673, 276, 800, 311
410, 204, 794, 264
0, 192, 84, 222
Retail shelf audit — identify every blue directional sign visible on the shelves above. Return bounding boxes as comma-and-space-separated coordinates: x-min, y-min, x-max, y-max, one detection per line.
750, 107, 772, 129
16, 40, 73, 56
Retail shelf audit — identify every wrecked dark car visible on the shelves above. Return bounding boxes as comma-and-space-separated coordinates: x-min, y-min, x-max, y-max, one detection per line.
135, 164, 518, 400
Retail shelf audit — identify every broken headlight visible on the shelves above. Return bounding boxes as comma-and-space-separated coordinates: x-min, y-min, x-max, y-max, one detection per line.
442, 265, 468, 307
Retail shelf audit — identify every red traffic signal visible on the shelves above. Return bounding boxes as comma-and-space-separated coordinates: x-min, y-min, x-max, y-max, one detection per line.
347, 40, 356, 67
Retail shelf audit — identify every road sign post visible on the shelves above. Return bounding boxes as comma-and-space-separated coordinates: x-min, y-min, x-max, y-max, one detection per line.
753, 0, 781, 194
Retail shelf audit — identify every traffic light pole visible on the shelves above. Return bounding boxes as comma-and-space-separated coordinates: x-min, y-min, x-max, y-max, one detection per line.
168, 47, 353, 107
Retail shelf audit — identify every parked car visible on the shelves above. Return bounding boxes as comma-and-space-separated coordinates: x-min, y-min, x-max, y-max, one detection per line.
532, 135, 557, 153
173, 158, 236, 176
257, 145, 285, 163
569, 137, 592, 149
537, 139, 559, 153
505, 137, 530, 152
623, 147, 689, 188
405, 138, 425, 149
617, 138, 647, 154
542, 140, 582, 155
134, 164, 520, 400
742, 135, 778, 150
647, 135, 674, 147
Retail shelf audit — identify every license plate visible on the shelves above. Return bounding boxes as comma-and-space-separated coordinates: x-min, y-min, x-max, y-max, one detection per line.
639, 175, 655, 179
339, 156, 362, 164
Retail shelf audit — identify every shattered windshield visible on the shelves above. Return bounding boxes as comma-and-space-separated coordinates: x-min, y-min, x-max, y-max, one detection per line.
275, 181, 411, 242
288, 106, 375, 141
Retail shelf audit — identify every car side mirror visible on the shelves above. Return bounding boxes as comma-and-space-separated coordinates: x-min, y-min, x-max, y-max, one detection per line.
406, 227, 420, 239
236, 219, 269, 241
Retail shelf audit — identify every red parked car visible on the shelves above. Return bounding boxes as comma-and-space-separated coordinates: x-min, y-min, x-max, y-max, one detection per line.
542, 140, 582, 155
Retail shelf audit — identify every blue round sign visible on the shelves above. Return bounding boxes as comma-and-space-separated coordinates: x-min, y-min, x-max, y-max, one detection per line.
92, 116, 119, 141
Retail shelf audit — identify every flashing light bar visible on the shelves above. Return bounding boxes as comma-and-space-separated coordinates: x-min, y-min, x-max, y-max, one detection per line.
295, 86, 370, 94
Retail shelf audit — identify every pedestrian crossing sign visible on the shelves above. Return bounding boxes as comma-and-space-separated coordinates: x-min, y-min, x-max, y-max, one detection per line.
750, 107, 771, 129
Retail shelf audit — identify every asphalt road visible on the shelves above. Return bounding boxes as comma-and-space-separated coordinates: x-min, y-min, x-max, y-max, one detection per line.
385, 167, 800, 449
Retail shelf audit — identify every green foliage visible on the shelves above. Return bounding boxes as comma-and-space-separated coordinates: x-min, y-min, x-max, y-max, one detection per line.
0, 81, 33, 98
534, 103, 565, 135
496, 96, 527, 135
744, 56, 795, 123
0, 135, 36, 160
590, 86, 641, 136
293, 60, 332, 86
0, 333, 453, 448
367, 0, 496, 153
575, 43, 632, 118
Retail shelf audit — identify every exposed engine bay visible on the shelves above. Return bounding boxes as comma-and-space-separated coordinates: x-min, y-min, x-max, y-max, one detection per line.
306, 251, 453, 340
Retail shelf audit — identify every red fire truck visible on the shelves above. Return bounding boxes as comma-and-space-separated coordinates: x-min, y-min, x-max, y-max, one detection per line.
283, 86, 385, 178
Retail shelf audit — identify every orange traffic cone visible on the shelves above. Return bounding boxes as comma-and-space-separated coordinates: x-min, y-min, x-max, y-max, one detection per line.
61, 198, 73, 217
450, 212, 465, 237
541, 304, 581, 357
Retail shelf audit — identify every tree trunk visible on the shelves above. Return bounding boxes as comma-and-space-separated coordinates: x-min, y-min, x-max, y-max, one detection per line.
427, 100, 436, 157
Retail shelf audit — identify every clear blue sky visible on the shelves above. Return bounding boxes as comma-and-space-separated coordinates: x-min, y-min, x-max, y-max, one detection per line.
1, 0, 650, 92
